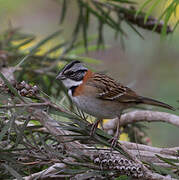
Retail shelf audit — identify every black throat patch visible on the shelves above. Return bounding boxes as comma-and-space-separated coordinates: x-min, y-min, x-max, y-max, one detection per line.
70, 86, 78, 96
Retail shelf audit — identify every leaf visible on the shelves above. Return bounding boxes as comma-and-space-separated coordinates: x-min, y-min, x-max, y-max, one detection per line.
79, 0, 88, 52
85, 4, 90, 28
72, 2, 83, 41
152, 5, 171, 33
59, 0, 67, 24
3, 164, 23, 180
109, 0, 135, 4
28, 29, 63, 54
125, 21, 144, 39
172, 20, 179, 32
115, 175, 131, 180
144, 0, 161, 24
136, 0, 153, 17
9, 31, 34, 41
44, 42, 68, 57
162, 2, 175, 37
15, 29, 63, 68
54, 167, 86, 175
69, 117, 88, 130
144, 161, 179, 179
15, 116, 31, 147
93, 1, 124, 34
0, 120, 11, 142
13, 36, 35, 49
80, 1, 120, 32
76, 170, 104, 180
62, 125, 85, 134
97, 19, 105, 49
49, 107, 78, 119
156, 154, 179, 166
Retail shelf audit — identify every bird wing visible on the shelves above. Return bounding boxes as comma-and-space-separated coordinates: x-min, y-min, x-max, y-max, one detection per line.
90, 73, 140, 103
86, 73, 175, 111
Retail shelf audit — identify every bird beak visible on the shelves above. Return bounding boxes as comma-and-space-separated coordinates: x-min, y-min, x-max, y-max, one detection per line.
56, 72, 65, 80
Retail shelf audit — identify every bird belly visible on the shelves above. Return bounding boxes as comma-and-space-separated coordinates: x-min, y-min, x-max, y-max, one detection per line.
71, 95, 123, 119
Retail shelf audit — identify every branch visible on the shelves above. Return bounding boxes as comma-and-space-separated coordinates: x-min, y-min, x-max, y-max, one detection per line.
103, 110, 179, 132
0, 102, 50, 109
23, 163, 66, 180
120, 141, 179, 157
94, 0, 173, 34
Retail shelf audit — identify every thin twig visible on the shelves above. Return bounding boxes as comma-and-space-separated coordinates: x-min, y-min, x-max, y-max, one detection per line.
0, 102, 50, 109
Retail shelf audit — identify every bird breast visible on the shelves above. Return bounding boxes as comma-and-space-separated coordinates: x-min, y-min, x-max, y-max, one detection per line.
69, 93, 124, 119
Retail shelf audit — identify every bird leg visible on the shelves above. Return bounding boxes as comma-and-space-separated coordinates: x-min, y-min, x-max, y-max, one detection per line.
100, 120, 104, 130
90, 118, 102, 136
109, 114, 121, 148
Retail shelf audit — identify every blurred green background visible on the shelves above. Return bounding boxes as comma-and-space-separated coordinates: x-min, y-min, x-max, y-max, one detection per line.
1, 0, 179, 147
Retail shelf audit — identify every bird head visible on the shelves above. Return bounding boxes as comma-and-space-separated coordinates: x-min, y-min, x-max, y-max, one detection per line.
56, 60, 88, 89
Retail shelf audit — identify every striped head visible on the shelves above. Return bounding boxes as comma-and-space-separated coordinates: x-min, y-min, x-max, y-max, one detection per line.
56, 60, 88, 89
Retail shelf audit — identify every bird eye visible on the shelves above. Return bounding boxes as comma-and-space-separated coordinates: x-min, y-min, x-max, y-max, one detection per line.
65, 70, 86, 81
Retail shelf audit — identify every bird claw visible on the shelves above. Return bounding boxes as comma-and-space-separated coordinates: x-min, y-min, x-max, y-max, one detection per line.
90, 119, 101, 137
90, 122, 98, 136
109, 136, 119, 148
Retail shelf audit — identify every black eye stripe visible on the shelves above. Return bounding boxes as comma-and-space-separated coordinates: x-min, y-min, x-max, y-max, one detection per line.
68, 70, 86, 81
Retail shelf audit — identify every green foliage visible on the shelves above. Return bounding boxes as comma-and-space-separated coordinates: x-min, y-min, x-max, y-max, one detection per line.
136, 0, 179, 36
15, 29, 63, 69
156, 154, 179, 167
144, 161, 179, 179
115, 175, 132, 180
57, 0, 175, 50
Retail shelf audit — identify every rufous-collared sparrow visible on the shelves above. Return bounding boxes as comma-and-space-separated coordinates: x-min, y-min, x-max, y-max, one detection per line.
56, 60, 175, 147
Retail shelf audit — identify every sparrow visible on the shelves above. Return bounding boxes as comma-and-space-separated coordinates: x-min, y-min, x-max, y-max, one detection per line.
56, 60, 175, 147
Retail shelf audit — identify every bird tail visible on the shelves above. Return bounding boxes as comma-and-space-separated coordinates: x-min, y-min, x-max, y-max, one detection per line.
139, 96, 175, 111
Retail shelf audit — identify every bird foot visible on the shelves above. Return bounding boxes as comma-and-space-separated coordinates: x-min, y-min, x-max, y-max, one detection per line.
108, 135, 119, 148
90, 122, 98, 136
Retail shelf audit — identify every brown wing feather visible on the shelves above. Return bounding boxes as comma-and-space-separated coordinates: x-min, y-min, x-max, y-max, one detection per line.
89, 73, 139, 103
86, 73, 175, 111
